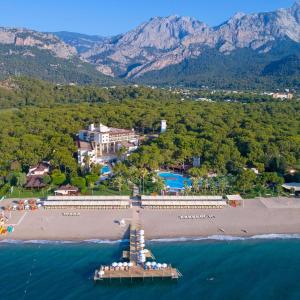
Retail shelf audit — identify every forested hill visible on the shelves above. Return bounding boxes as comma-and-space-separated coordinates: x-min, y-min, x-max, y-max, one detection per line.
0, 77, 178, 108
0, 44, 119, 86
135, 41, 300, 90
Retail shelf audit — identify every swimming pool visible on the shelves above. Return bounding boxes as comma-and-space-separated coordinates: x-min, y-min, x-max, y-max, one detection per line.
158, 172, 191, 190
101, 165, 111, 175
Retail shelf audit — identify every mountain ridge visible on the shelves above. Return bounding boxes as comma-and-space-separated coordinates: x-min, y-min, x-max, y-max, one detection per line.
1, 2, 300, 87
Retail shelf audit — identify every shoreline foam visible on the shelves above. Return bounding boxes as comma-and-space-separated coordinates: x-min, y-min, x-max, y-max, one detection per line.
1, 234, 300, 245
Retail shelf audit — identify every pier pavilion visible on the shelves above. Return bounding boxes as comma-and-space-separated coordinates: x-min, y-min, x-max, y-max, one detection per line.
94, 223, 181, 281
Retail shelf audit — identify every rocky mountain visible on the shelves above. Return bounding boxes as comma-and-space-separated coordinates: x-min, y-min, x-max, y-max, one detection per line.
134, 39, 300, 89
0, 27, 77, 59
71, 1, 300, 78
1, 2, 300, 88
0, 28, 118, 85
54, 31, 106, 54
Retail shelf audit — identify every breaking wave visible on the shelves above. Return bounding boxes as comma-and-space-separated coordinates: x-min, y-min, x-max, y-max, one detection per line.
1, 234, 300, 244
149, 234, 300, 243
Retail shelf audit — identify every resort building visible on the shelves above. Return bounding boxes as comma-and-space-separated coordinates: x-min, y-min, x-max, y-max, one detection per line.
226, 195, 244, 207
25, 161, 50, 189
77, 123, 139, 165
272, 92, 293, 100
160, 120, 167, 133
27, 162, 50, 176
44, 195, 131, 209
140, 195, 227, 209
282, 182, 300, 196
54, 184, 79, 196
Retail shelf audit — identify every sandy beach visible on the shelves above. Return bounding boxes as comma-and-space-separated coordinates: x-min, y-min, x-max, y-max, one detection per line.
1, 197, 300, 241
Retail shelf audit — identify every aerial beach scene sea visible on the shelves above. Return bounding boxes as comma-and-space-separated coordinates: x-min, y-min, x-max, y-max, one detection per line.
1, 0, 300, 299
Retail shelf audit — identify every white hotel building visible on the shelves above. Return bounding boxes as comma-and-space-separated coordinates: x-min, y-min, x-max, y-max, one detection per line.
77, 123, 139, 165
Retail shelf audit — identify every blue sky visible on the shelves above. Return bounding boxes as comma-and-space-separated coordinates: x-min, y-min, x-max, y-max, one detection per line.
2, 0, 296, 36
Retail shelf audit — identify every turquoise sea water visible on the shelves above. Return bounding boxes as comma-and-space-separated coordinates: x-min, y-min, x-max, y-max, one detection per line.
1, 238, 300, 300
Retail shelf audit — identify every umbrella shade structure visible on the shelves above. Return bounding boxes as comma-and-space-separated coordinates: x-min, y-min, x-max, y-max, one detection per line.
128, 262, 133, 267
117, 262, 123, 267
7, 226, 14, 233
123, 262, 128, 267
157, 263, 162, 268
162, 263, 167, 268
151, 262, 157, 266
112, 262, 118, 267
146, 262, 152, 266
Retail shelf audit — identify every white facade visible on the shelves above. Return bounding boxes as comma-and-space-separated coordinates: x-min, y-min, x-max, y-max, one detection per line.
78, 123, 138, 165
161, 120, 167, 133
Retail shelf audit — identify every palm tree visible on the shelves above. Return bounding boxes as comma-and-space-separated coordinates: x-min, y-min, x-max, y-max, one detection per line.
140, 168, 148, 194
184, 180, 191, 195
202, 178, 209, 193
218, 176, 228, 195
152, 174, 165, 193
209, 179, 217, 195
191, 177, 200, 194
112, 176, 124, 194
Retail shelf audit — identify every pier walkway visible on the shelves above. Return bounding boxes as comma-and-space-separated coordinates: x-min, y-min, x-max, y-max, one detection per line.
94, 222, 182, 281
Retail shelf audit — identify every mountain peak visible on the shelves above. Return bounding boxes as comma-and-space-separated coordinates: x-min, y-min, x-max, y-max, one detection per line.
232, 12, 246, 20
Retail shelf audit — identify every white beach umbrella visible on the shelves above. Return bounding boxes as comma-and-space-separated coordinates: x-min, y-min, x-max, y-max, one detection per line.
123, 262, 128, 267
128, 262, 133, 267
157, 263, 162, 268
118, 262, 123, 267
146, 262, 151, 266
162, 263, 167, 268
151, 262, 157, 266
112, 262, 118, 267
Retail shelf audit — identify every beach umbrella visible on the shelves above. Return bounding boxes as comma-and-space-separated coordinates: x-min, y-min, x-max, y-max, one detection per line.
162, 263, 167, 268
146, 262, 151, 266
128, 262, 133, 267
157, 263, 162, 268
151, 262, 157, 266
118, 262, 123, 267
123, 262, 128, 267
112, 262, 118, 267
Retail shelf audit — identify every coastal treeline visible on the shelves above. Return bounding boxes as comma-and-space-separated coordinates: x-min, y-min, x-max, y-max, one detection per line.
0, 92, 299, 196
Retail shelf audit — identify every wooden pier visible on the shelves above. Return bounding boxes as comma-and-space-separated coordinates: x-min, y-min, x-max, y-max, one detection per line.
94, 223, 182, 281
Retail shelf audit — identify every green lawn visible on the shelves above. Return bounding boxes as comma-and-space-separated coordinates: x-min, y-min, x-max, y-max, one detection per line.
7, 187, 53, 199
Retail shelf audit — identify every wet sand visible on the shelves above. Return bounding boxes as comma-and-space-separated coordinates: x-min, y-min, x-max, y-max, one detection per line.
1, 198, 300, 241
